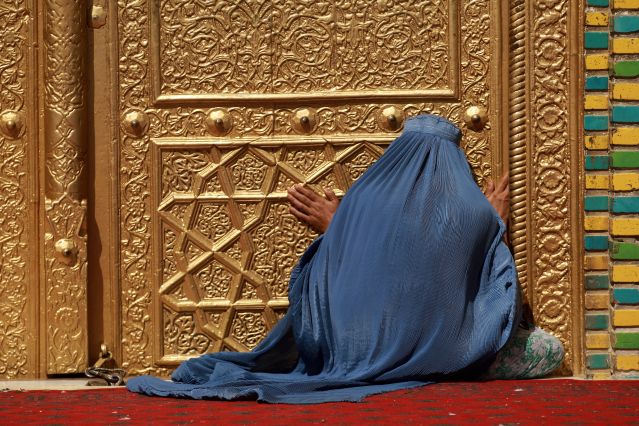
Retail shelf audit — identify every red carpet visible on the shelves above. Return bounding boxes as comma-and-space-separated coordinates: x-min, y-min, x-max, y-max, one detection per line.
1, 379, 638, 425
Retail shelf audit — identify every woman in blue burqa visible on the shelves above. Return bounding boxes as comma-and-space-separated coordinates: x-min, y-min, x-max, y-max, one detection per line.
128, 114, 564, 404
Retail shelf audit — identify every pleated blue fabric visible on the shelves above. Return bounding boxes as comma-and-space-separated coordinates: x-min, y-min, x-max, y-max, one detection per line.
127, 114, 521, 404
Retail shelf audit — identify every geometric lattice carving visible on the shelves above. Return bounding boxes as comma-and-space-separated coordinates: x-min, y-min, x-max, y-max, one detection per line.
162, 225, 179, 280
154, 139, 385, 358
239, 279, 261, 301
249, 202, 316, 298
229, 152, 269, 193
193, 261, 233, 300
275, 170, 299, 192
192, 202, 233, 242
163, 310, 214, 355
342, 145, 382, 182
230, 312, 267, 350
283, 146, 329, 178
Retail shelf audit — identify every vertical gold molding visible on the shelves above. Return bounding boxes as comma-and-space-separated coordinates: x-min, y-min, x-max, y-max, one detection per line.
0, 0, 37, 379
43, 0, 88, 374
569, 0, 584, 377
88, 0, 122, 372
117, 0, 154, 375
508, 0, 531, 303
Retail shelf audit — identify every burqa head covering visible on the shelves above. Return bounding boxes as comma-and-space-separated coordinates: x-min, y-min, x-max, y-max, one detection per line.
127, 114, 521, 403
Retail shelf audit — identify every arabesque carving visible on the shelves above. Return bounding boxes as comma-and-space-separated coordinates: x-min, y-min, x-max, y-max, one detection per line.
459, 0, 492, 186
0, 0, 31, 379
530, 0, 574, 372
157, 0, 453, 97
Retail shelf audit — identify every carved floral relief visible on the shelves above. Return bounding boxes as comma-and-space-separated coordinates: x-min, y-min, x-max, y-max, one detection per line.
0, 0, 30, 379
530, 0, 574, 371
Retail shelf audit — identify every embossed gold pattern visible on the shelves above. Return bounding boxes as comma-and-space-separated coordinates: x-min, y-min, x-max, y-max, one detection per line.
44, 0, 89, 374
0, 111, 25, 139
529, 0, 577, 372
0, 0, 32, 379
155, 0, 454, 100
205, 109, 233, 136
508, 0, 529, 300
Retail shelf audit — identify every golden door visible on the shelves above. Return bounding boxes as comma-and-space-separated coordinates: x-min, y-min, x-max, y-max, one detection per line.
0, 0, 583, 379
107, 0, 508, 376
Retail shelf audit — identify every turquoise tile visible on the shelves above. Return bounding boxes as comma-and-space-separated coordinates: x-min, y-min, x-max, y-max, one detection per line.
587, 353, 609, 369
586, 313, 609, 330
614, 16, 639, 34
614, 288, 639, 304
585, 195, 609, 211
587, 0, 608, 6
586, 76, 609, 91
585, 155, 610, 170
612, 196, 639, 213
586, 274, 610, 290
585, 235, 609, 251
585, 115, 609, 130
585, 32, 609, 49
612, 106, 639, 123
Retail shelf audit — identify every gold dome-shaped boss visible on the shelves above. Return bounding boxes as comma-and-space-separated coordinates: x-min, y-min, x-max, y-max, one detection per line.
123, 110, 149, 137
463, 106, 488, 131
377, 106, 403, 131
0, 111, 24, 139
54, 238, 78, 266
292, 108, 317, 134
205, 109, 232, 136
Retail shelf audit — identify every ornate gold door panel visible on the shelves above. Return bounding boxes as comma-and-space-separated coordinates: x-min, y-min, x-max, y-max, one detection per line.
114, 0, 508, 376
0, 0, 90, 380
43, 0, 89, 374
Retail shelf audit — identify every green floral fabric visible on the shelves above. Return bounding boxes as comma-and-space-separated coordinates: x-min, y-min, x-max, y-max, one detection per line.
481, 325, 565, 380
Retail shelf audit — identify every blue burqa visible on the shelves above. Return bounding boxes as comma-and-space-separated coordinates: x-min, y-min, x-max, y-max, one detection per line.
127, 114, 520, 403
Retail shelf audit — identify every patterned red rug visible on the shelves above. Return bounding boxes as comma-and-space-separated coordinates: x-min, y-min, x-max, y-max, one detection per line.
1, 379, 638, 425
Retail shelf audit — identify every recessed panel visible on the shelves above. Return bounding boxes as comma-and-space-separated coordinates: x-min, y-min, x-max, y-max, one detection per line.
152, 136, 389, 363
153, 0, 458, 102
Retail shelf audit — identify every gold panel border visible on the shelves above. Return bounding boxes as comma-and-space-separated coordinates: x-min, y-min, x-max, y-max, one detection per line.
505, 0, 583, 376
